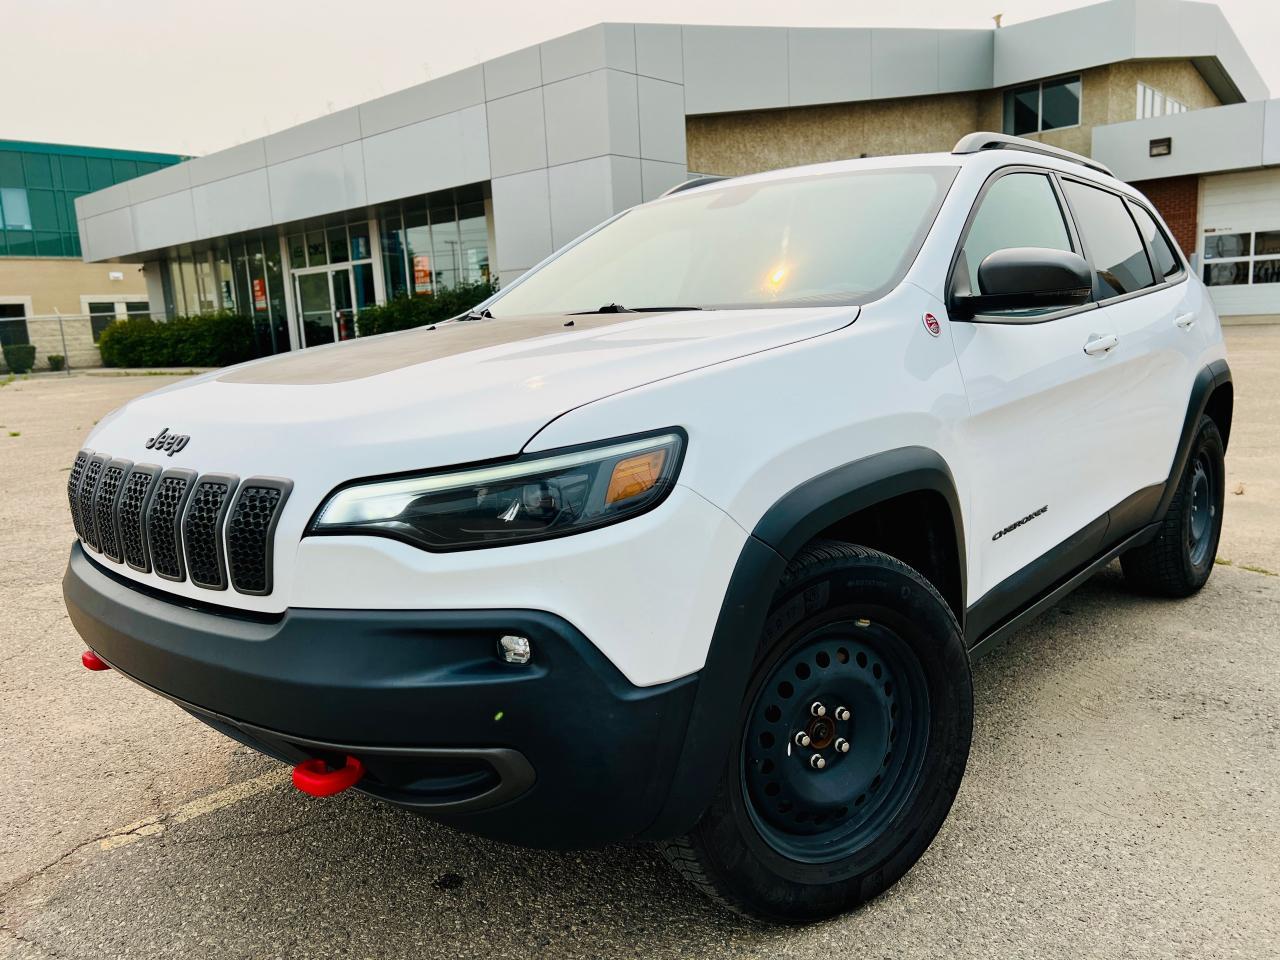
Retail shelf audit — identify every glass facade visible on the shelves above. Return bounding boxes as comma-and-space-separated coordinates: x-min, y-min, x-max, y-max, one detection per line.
378, 183, 489, 299
151, 183, 491, 353
0, 140, 185, 258
161, 232, 290, 355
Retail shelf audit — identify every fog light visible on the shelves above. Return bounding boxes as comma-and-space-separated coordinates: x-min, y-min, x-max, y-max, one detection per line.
499, 635, 532, 664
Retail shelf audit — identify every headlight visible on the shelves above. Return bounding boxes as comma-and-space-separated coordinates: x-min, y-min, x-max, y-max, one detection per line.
310, 430, 685, 551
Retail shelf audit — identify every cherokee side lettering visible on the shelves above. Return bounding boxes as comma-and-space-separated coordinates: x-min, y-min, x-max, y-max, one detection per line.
992, 505, 1049, 541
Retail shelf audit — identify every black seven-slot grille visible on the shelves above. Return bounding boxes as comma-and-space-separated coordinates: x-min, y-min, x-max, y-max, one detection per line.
66, 448, 291, 595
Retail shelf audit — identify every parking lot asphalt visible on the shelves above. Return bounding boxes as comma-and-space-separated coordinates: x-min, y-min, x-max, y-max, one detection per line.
2, 330, 1278, 959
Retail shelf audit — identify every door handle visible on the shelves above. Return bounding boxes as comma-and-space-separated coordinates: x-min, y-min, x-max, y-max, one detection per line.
1083, 333, 1119, 356
1175, 312, 1196, 329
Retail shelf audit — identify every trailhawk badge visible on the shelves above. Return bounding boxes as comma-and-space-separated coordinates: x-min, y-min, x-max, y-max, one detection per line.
923, 313, 941, 336
145, 427, 190, 456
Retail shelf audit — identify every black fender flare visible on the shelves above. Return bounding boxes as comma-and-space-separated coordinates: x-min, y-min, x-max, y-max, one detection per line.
1156, 358, 1231, 522
641, 446, 965, 840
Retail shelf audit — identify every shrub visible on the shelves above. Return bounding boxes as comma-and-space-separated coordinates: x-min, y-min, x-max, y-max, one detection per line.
356, 281, 496, 337
98, 311, 262, 368
2, 343, 36, 374
47, 354, 66, 371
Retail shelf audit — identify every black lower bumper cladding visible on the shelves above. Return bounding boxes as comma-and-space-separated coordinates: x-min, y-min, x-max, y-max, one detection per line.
63, 543, 698, 848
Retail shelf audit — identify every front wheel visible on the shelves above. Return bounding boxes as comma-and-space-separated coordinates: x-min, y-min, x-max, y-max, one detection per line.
662, 542, 972, 923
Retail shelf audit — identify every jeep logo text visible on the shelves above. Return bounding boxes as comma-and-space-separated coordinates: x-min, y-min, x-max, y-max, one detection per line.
145, 427, 190, 456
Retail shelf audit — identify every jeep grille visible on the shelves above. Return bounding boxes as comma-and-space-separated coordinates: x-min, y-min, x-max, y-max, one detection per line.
67, 450, 290, 596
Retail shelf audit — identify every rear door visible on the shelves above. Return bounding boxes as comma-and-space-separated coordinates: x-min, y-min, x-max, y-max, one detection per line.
948, 169, 1131, 619
1057, 178, 1198, 534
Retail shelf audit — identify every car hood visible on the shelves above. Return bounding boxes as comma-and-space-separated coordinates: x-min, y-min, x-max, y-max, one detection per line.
87, 306, 856, 478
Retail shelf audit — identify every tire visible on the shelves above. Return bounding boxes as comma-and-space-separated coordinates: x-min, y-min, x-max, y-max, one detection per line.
662, 542, 973, 923
1121, 415, 1225, 598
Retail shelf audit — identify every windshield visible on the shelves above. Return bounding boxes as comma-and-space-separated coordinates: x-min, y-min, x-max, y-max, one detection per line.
487, 166, 956, 317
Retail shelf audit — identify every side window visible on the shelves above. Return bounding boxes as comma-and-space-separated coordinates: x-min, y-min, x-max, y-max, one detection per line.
959, 173, 1073, 297
1062, 180, 1156, 297
1128, 202, 1182, 280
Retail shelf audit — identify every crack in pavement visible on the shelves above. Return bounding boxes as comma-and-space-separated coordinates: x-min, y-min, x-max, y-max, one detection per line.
0, 768, 290, 906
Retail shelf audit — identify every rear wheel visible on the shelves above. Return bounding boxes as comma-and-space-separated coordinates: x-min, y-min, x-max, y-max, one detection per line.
662, 542, 972, 923
1122, 416, 1225, 597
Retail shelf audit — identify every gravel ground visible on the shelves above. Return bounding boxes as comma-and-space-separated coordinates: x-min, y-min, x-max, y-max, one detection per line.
1, 330, 1277, 959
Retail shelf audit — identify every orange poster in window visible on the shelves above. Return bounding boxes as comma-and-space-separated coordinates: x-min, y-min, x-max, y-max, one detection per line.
251, 277, 268, 310
413, 255, 432, 294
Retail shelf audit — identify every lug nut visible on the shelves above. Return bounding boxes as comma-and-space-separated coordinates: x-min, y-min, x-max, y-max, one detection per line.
835, 738, 851, 753
794, 731, 812, 747
834, 706, 851, 721
810, 701, 827, 718
809, 753, 827, 770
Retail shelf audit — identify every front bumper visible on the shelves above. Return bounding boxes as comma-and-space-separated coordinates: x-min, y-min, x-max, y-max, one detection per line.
63, 543, 698, 848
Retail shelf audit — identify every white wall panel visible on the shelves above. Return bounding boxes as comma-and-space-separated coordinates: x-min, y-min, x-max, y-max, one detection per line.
131, 191, 197, 253
635, 24, 682, 83
81, 208, 136, 261
191, 169, 272, 239
540, 23, 636, 84
490, 168, 553, 273
682, 26, 787, 115
483, 46, 542, 101
548, 156, 618, 249
788, 29, 872, 107
938, 30, 993, 92
544, 70, 639, 167
76, 182, 132, 218
359, 66, 485, 137
486, 88, 549, 177
362, 105, 490, 205
126, 162, 191, 205
871, 30, 940, 100
638, 76, 686, 163
266, 144, 365, 224
186, 139, 266, 187
264, 106, 362, 165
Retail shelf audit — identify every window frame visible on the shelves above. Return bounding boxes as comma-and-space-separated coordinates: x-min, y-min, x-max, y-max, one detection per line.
946, 164, 1187, 325
1002, 74, 1083, 136
1056, 172, 1186, 307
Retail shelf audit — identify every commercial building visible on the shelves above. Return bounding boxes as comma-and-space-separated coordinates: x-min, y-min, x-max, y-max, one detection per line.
73, 0, 1274, 354
1, 140, 186, 370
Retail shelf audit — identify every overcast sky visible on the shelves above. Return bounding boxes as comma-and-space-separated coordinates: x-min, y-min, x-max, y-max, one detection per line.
4, 0, 1276, 157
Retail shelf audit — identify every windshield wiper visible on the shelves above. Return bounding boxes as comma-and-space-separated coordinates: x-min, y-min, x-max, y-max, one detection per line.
569, 304, 703, 315
457, 306, 493, 321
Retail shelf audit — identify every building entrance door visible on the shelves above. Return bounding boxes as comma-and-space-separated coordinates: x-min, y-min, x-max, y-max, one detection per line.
294, 267, 360, 347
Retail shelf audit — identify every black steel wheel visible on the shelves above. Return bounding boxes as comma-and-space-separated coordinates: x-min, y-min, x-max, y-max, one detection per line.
1122, 415, 1225, 597
662, 542, 972, 923
741, 619, 929, 863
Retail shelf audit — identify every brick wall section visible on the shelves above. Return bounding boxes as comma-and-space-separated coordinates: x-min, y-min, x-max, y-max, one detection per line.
1131, 175, 1200, 258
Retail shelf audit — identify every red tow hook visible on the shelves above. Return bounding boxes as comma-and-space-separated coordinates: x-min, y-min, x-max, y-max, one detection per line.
81, 650, 110, 671
292, 755, 365, 797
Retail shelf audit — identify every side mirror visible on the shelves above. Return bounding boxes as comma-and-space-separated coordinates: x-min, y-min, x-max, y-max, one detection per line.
952, 247, 1093, 320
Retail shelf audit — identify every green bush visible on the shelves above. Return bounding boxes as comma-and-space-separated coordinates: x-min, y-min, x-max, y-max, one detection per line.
98, 311, 262, 368
355, 281, 496, 337
2, 343, 36, 374
47, 354, 66, 371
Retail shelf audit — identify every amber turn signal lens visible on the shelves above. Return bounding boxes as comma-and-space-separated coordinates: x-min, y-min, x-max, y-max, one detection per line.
605, 449, 669, 505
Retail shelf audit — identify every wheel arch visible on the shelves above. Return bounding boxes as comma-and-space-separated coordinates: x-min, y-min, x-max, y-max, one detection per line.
642, 446, 966, 841
1158, 359, 1232, 522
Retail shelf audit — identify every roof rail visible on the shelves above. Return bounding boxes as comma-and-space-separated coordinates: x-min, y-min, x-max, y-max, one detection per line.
660, 175, 729, 198
952, 132, 1113, 177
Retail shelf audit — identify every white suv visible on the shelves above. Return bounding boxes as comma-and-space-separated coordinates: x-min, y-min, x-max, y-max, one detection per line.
64, 133, 1232, 922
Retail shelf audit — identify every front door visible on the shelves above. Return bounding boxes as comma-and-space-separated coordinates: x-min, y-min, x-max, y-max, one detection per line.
949, 169, 1128, 618
294, 268, 360, 347
296, 271, 334, 347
